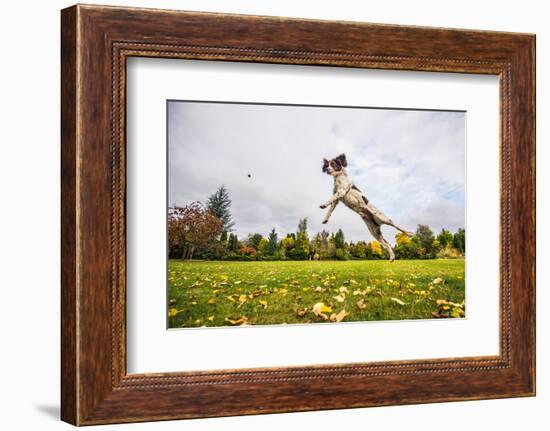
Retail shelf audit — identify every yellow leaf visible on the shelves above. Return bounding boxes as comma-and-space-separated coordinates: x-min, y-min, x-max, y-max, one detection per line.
207, 298, 217, 304
207, 316, 215, 322
352, 290, 363, 296
432, 277, 444, 285
312, 302, 333, 320
239, 294, 248, 303
259, 299, 268, 308
220, 275, 229, 281
227, 295, 235, 302
339, 286, 349, 293
225, 316, 249, 326
390, 297, 406, 306
330, 309, 349, 322
436, 299, 463, 308
450, 307, 465, 318
168, 307, 179, 317
356, 299, 367, 310
314, 286, 324, 292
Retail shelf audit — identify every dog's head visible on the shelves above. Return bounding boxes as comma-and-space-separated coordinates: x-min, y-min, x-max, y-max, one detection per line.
322, 154, 347, 176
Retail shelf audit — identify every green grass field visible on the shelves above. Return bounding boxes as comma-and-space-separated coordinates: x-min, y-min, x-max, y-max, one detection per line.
168, 259, 465, 328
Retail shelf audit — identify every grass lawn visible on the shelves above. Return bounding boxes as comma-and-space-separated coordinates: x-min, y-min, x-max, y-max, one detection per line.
168, 259, 465, 328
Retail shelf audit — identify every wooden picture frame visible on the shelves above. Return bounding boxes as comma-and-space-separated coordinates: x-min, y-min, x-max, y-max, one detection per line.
61, 4, 535, 425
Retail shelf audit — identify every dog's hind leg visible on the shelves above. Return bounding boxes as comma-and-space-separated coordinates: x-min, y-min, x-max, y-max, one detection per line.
377, 231, 396, 262
365, 221, 395, 262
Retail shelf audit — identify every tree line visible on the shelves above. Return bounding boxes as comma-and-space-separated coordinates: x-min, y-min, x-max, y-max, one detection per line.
168, 185, 465, 261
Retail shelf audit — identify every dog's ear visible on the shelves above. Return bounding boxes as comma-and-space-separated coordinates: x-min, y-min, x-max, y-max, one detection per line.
322, 158, 329, 172
335, 153, 347, 167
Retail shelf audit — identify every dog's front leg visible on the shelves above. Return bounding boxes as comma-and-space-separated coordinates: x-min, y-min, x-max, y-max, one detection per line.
321, 201, 339, 224
320, 188, 348, 209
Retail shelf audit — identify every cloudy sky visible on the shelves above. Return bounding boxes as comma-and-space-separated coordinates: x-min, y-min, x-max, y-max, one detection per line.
168, 101, 465, 244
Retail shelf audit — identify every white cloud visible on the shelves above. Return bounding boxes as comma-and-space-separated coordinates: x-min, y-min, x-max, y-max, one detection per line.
168, 102, 465, 244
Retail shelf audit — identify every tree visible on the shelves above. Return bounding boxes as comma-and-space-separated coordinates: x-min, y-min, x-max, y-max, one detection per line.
334, 229, 345, 249
395, 232, 411, 247
257, 237, 268, 255
298, 217, 308, 234
168, 202, 223, 260
220, 230, 228, 243
206, 185, 235, 234
416, 224, 436, 255
370, 240, 383, 258
292, 218, 310, 260
354, 241, 367, 259
266, 228, 278, 256
227, 233, 240, 253
239, 245, 257, 258
247, 233, 264, 250
452, 228, 466, 254
394, 234, 422, 259
318, 230, 330, 260
437, 228, 453, 248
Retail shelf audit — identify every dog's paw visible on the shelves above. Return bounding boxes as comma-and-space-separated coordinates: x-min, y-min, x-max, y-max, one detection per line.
319, 204, 327, 209
322, 219, 328, 224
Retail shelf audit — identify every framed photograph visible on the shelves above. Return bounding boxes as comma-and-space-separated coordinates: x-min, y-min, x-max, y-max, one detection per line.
61, 4, 535, 425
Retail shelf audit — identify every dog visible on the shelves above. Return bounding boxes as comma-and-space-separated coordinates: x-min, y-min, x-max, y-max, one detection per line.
320, 153, 412, 262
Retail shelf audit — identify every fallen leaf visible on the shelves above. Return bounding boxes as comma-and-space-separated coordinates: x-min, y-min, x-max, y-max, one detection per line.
432, 277, 445, 285
312, 302, 333, 320
168, 307, 179, 317
296, 307, 308, 317
207, 316, 215, 322
451, 307, 465, 318
333, 294, 346, 303
225, 316, 249, 326
390, 297, 406, 306
207, 298, 217, 304
356, 299, 367, 310
339, 286, 349, 293
314, 286, 324, 292
330, 309, 349, 322
259, 299, 268, 309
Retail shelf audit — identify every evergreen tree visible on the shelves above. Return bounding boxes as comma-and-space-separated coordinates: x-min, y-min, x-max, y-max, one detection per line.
266, 228, 278, 256
452, 228, 466, 254
294, 218, 310, 260
227, 233, 240, 253
334, 229, 345, 249
206, 185, 235, 233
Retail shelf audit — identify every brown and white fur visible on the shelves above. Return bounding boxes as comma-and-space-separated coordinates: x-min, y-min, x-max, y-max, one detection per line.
320, 154, 412, 262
